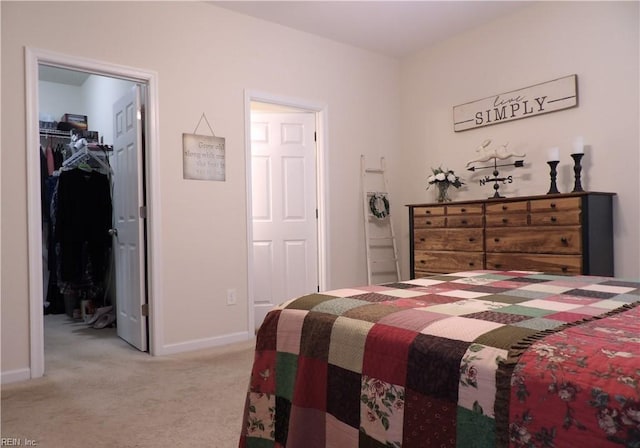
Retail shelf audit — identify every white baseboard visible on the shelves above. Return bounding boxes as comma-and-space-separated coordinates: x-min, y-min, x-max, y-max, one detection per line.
1, 368, 31, 384
156, 331, 252, 356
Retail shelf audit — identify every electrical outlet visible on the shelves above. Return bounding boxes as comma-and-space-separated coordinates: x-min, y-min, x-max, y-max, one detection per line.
226, 288, 237, 305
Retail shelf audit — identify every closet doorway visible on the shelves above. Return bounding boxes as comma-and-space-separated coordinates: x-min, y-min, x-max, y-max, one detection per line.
26, 48, 163, 379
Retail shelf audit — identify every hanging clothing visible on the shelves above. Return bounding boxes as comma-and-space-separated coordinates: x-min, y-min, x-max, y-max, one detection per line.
40, 147, 49, 222
43, 175, 62, 313
55, 168, 112, 284
53, 144, 65, 170
46, 146, 55, 175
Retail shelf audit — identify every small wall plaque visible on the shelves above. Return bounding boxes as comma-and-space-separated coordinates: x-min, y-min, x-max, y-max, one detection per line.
453, 75, 578, 132
182, 133, 225, 181
183, 113, 225, 181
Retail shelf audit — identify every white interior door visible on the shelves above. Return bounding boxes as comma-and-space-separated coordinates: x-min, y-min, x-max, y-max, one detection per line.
251, 112, 318, 328
112, 85, 147, 351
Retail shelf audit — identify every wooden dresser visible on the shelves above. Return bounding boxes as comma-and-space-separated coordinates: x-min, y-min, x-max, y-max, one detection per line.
408, 192, 615, 278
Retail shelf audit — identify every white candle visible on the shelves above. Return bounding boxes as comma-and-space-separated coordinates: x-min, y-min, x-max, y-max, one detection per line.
548, 147, 560, 161
572, 136, 584, 154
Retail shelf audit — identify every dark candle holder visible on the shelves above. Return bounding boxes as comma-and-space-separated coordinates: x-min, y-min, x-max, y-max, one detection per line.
571, 153, 584, 192
547, 160, 560, 194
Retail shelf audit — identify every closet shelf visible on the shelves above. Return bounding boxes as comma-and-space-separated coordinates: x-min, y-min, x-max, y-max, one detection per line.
40, 128, 73, 139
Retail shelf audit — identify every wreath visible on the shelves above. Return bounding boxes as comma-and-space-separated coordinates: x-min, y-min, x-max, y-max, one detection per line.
369, 193, 390, 219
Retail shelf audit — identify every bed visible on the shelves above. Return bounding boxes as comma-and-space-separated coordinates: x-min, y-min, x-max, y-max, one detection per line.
239, 270, 640, 447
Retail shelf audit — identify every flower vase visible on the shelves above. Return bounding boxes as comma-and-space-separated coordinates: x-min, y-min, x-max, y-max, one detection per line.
436, 183, 451, 203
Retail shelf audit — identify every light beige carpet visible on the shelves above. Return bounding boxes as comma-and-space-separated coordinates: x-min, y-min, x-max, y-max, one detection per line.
1, 314, 255, 447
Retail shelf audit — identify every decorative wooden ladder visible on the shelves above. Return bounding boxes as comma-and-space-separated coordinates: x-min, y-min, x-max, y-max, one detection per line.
360, 155, 401, 285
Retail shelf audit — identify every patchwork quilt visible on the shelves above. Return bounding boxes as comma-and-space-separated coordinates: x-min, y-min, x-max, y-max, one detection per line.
239, 270, 640, 448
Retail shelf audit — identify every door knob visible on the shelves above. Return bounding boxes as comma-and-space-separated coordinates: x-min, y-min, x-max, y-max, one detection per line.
108, 228, 118, 237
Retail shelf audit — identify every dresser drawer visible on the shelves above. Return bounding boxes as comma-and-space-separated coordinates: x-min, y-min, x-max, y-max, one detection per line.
529, 210, 581, 226
413, 206, 445, 217
447, 204, 483, 215
486, 253, 582, 275
415, 250, 484, 273
413, 216, 446, 229
530, 197, 581, 212
485, 226, 582, 254
414, 228, 483, 251
485, 200, 528, 214
415, 269, 441, 278
485, 213, 528, 227
447, 215, 483, 227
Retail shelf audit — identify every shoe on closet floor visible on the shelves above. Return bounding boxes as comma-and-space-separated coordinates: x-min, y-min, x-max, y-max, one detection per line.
93, 312, 116, 329
85, 306, 113, 325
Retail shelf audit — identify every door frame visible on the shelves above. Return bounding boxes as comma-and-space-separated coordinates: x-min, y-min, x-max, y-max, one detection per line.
243, 90, 330, 332
25, 47, 164, 378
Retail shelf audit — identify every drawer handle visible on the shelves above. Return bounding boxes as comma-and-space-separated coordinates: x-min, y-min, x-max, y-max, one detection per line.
426, 220, 432, 225
494, 237, 500, 242
469, 237, 475, 242
502, 205, 507, 210
561, 266, 568, 273
468, 262, 475, 267
495, 263, 502, 268
550, 202, 557, 209
502, 218, 508, 224
560, 237, 568, 244
420, 238, 425, 242
461, 208, 466, 212
550, 216, 557, 223
420, 260, 426, 264
461, 219, 468, 225
425, 210, 432, 215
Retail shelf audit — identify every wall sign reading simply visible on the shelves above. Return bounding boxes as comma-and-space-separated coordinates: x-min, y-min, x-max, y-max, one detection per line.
453, 75, 578, 132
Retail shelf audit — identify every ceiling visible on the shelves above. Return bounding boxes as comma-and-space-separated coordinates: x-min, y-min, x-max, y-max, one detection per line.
39, 65, 91, 86
212, 1, 534, 58
39, 1, 534, 85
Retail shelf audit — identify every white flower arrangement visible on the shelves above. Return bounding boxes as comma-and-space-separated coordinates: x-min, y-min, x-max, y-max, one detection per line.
427, 167, 464, 189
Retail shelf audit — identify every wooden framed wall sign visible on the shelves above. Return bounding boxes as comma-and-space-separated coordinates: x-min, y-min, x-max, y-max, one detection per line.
182, 133, 226, 181
453, 75, 578, 132
183, 113, 226, 181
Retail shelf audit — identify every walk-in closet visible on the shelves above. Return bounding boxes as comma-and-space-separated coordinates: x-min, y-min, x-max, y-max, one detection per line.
38, 65, 147, 360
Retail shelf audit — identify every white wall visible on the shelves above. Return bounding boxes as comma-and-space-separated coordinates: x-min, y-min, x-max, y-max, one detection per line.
39, 80, 85, 123
396, 1, 639, 279
82, 75, 135, 145
1, 1, 400, 376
